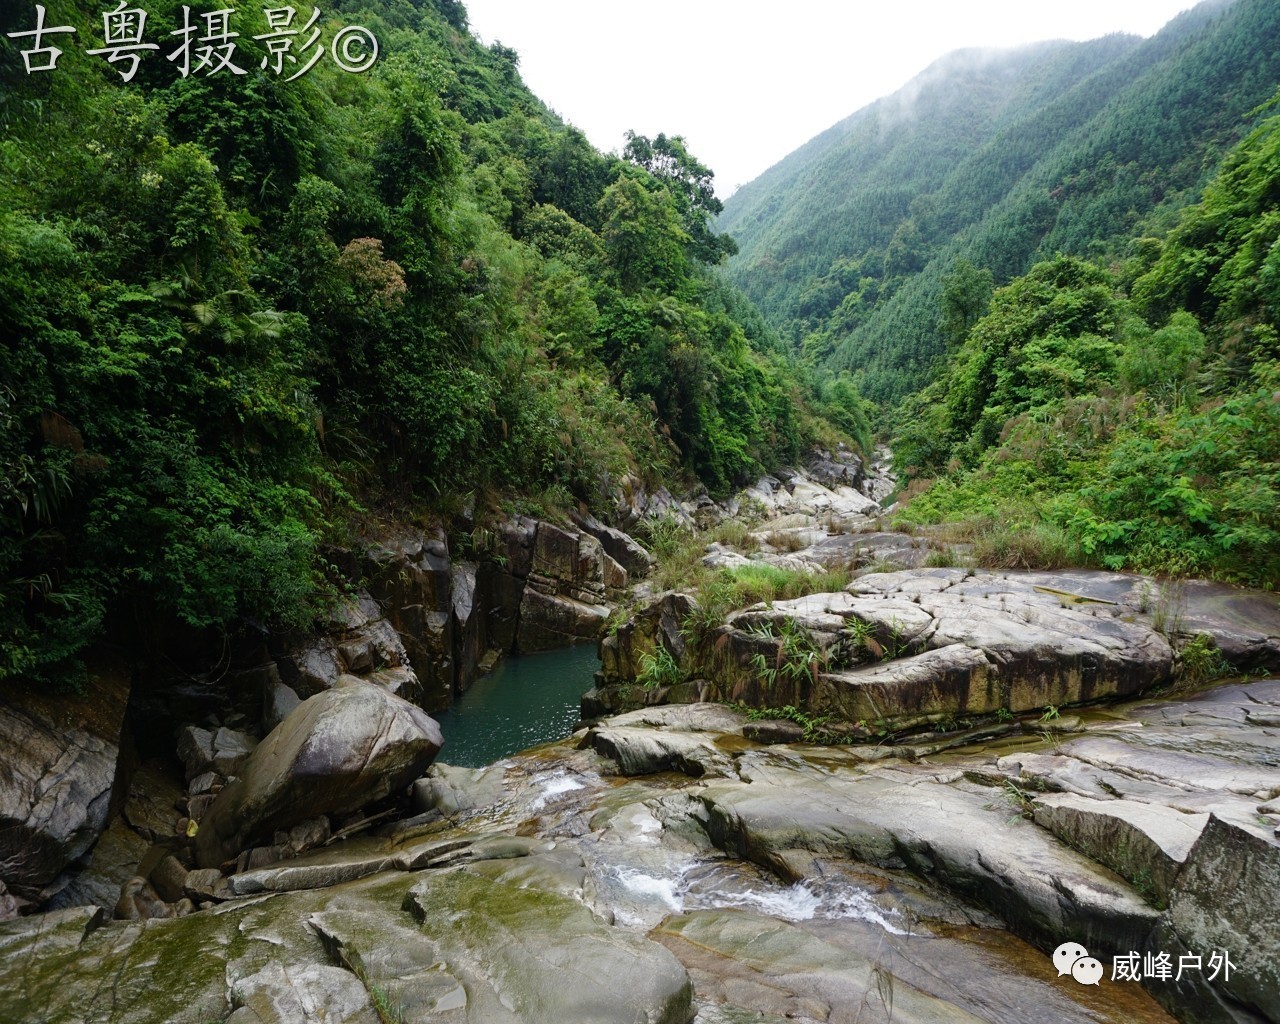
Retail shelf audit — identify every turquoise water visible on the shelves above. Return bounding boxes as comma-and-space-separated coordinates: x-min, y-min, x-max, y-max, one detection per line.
432, 645, 601, 767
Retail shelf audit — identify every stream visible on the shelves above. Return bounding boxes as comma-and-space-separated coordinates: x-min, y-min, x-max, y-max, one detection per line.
431, 643, 600, 766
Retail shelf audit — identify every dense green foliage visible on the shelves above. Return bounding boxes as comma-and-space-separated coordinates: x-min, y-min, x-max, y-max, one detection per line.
720, 0, 1280, 401
0, 0, 841, 681
894, 98, 1280, 586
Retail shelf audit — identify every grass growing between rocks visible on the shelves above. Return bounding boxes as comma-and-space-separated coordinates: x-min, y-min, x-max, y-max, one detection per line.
636, 516, 858, 637
899, 515, 1084, 571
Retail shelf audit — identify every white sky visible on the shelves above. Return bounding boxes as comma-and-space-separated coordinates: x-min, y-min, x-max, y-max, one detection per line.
462, 0, 1199, 196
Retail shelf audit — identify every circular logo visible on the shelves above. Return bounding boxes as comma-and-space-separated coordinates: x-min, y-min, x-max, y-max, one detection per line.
331, 27, 378, 74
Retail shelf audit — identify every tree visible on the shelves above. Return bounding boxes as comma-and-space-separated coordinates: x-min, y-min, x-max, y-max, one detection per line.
623, 131, 738, 265
939, 258, 994, 346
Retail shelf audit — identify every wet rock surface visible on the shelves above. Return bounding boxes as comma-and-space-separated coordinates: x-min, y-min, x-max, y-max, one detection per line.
12, 672, 1275, 1023
7, 674, 1247, 1023
3, 455, 1275, 1024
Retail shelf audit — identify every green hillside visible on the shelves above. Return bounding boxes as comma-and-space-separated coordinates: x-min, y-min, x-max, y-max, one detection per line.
0, 0, 852, 682
893, 92, 1280, 586
720, 0, 1280, 401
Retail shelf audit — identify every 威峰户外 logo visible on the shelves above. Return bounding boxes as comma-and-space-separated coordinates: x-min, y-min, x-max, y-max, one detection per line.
1053, 942, 1237, 985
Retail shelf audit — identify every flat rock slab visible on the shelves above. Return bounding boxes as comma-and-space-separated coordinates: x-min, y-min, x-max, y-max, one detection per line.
1032, 793, 1208, 905
654, 909, 989, 1024
698, 769, 1161, 956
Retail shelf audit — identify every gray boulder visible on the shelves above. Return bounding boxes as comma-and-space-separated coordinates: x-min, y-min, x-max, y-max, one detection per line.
0, 664, 130, 901
572, 512, 655, 576
194, 678, 443, 868
1157, 815, 1280, 1023
516, 588, 611, 653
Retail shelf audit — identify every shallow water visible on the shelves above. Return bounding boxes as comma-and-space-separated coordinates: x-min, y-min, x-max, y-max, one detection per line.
432, 644, 600, 766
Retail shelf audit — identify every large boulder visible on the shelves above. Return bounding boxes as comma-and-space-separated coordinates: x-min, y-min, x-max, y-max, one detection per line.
195, 678, 443, 868
572, 512, 655, 577
598, 592, 697, 686
1155, 815, 1280, 1023
0, 662, 131, 903
516, 589, 611, 653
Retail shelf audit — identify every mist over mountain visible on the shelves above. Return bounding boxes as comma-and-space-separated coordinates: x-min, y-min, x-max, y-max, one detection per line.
720, 0, 1278, 401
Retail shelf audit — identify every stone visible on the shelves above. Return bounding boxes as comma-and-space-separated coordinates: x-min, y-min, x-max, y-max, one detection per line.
0, 662, 131, 901
188, 771, 219, 796
495, 515, 537, 579
572, 512, 655, 576
413, 762, 509, 817
1032, 792, 1208, 905
281, 816, 330, 855
45, 814, 150, 911
183, 867, 230, 902
451, 560, 486, 693
211, 727, 257, 776
392, 866, 694, 1024
337, 637, 374, 674
522, 521, 626, 606
0, 880, 18, 921
365, 665, 419, 700
655, 909, 993, 1024
516, 587, 611, 653
598, 592, 697, 685
661, 571, 1184, 733
590, 727, 732, 778
114, 876, 173, 921
188, 794, 217, 821
1156, 815, 1280, 1023
805, 446, 866, 491
175, 725, 216, 781
363, 531, 457, 709
194, 679, 443, 868
261, 675, 300, 732
278, 636, 345, 698
742, 719, 805, 744
228, 959, 379, 1024
605, 703, 748, 734
698, 770, 1161, 956
148, 855, 190, 904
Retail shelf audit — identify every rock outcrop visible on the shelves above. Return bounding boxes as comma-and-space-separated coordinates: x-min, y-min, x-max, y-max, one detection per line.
195, 679, 443, 868
352, 518, 643, 710
596, 568, 1280, 738
0, 662, 131, 905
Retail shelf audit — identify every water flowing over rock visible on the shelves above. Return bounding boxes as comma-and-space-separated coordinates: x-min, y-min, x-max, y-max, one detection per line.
194, 678, 443, 868
7, 672, 1275, 1023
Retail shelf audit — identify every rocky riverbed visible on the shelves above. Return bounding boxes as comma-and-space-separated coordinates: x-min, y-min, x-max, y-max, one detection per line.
3, 678, 1277, 1023
2, 445, 1278, 1023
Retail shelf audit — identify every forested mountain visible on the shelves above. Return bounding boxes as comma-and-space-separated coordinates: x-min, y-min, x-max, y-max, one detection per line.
892, 91, 1280, 586
719, 0, 1280, 401
0, 0, 860, 681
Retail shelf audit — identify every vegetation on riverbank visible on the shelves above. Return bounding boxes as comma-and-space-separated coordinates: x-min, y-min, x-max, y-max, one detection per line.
0, 0, 860, 683
892, 99, 1280, 587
